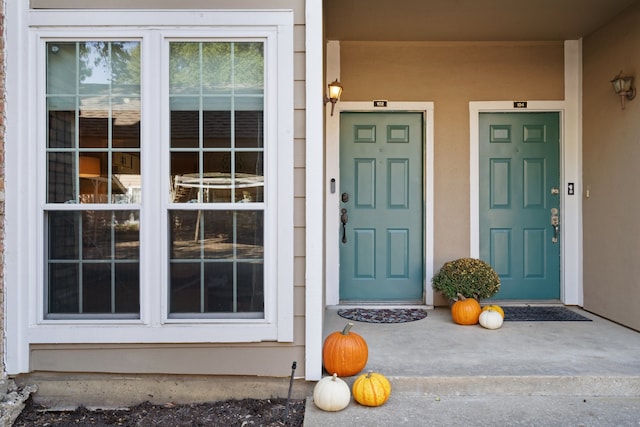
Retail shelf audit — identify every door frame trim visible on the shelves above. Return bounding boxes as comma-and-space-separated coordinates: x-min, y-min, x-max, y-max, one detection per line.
326, 102, 435, 306
470, 102, 581, 304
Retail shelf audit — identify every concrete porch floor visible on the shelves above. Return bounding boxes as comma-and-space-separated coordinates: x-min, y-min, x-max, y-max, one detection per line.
304, 306, 640, 426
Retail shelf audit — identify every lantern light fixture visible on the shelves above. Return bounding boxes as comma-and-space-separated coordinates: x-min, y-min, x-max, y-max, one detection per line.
324, 79, 343, 116
610, 71, 635, 110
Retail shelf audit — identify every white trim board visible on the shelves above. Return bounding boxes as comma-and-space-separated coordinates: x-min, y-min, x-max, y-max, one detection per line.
304, 0, 325, 381
325, 102, 436, 307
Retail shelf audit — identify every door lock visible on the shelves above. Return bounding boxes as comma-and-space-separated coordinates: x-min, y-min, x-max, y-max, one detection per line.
550, 208, 559, 243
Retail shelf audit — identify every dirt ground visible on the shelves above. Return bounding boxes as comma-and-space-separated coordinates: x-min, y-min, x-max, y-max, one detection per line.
13, 397, 305, 426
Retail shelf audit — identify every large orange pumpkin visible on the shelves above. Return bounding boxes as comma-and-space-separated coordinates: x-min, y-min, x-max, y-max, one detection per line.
323, 322, 368, 377
451, 294, 481, 325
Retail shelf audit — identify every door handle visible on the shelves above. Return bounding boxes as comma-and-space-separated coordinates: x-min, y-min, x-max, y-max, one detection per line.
550, 208, 559, 244
552, 224, 559, 243
341, 208, 348, 243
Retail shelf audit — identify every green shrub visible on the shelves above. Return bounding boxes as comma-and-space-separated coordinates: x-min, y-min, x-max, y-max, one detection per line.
432, 257, 500, 301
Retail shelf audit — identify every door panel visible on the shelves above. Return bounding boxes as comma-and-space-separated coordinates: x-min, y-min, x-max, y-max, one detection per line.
340, 112, 424, 301
480, 112, 560, 299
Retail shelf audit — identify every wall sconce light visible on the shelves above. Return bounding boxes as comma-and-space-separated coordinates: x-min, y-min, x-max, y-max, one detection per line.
324, 79, 343, 116
610, 71, 636, 109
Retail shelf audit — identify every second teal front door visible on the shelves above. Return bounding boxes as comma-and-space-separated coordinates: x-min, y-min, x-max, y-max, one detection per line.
479, 112, 561, 299
339, 112, 424, 302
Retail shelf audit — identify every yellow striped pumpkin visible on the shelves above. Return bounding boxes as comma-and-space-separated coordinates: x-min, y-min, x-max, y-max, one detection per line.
352, 371, 392, 407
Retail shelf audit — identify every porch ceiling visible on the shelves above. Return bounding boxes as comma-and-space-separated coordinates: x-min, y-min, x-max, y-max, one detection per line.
324, 0, 638, 41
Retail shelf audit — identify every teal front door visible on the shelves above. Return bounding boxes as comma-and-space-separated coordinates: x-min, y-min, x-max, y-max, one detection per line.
339, 112, 424, 302
479, 112, 560, 299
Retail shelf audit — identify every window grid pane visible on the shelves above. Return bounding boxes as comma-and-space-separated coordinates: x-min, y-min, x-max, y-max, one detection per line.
169, 210, 264, 316
46, 210, 140, 317
170, 41, 264, 205
46, 41, 141, 205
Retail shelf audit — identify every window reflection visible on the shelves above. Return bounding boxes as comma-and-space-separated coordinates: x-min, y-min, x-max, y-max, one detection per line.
169, 42, 264, 205
47, 41, 141, 205
47, 210, 140, 316
44, 39, 269, 320
169, 210, 264, 314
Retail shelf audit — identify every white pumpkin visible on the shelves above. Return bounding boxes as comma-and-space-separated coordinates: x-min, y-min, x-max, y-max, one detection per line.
313, 373, 351, 411
479, 308, 504, 329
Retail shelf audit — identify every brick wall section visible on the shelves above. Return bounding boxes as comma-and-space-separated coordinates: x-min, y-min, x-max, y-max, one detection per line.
0, 0, 6, 373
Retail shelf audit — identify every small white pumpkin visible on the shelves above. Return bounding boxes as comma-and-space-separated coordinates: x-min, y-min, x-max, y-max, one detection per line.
313, 373, 351, 411
479, 308, 504, 330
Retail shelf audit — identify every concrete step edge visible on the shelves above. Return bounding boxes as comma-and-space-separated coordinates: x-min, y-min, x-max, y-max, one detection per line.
385, 375, 640, 397
302, 395, 640, 427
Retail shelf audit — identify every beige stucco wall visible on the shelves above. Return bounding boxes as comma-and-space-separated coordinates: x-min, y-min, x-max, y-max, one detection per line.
339, 41, 565, 305
582, 3, 640, 331
21, 0, 309, 379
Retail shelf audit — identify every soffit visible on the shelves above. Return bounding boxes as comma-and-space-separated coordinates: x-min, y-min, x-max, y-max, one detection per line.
324, 0, 638, 41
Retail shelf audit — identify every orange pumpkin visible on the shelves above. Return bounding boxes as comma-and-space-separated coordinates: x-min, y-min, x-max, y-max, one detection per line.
451, 294, 481, 325
323, 322, 368, 377
352, 371, 392, 407
482, 304, 504, 318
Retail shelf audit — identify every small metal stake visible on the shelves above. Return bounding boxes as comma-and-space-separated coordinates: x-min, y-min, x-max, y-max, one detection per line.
285, 361, 297, 421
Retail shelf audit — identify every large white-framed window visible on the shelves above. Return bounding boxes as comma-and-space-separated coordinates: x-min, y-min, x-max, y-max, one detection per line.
6, 10, 293, 374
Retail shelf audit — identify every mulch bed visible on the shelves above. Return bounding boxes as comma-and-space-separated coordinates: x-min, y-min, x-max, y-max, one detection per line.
14, 397, 305, 427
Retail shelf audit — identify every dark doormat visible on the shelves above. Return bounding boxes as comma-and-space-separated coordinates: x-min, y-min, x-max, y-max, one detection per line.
337, 308, 428, 323
502, 306, 592, 321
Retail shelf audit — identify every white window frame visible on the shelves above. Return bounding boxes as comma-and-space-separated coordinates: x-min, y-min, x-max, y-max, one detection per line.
6, 9, 294, 375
